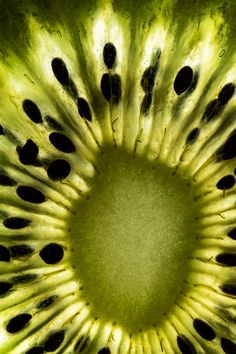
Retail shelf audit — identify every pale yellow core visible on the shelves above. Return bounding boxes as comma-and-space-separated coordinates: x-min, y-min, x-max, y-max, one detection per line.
69, 146, 198, 332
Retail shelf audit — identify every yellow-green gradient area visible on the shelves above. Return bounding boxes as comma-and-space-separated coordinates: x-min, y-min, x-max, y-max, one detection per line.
69, 146, 199, 331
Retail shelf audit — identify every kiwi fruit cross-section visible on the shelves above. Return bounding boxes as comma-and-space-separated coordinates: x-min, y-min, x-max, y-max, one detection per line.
0, 0, 236, 353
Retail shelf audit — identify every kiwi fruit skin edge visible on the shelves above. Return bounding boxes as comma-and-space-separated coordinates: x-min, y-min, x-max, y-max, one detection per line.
0, 0, 236, 354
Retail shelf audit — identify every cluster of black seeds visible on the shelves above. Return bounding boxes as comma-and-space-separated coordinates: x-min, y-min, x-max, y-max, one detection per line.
140, 50, 161, 114
202, 83, 235, 123
0, 43, 236, 354
100, 42, 122, 105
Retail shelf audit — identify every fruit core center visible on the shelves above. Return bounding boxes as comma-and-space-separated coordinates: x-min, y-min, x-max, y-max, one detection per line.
69, 146, 199, 332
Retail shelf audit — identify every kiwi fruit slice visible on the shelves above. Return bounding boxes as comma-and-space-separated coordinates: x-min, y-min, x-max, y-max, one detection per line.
0, 0, 236, 353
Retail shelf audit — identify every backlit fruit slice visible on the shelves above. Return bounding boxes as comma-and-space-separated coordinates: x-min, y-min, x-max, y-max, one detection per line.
0, 0, 236, 353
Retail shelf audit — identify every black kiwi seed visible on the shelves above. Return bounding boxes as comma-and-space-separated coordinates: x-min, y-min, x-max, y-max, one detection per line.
186, 128, 200, 145
100, 73, 121, 104
3, 217, 31, 229
177, 334, 197, 354
0, 124, 5, 135
18, 139, 39, 165
220, 283, 236, 296
216, 252, 236, 267
193, 318, 216, 341
0, 173, 17, 186
51, 58, 70, 86
0, 282, 13, 295
25, 347, 44, 354
0, 244, 10, 262
227, 228, 236, 240
17, 185, 46, 204
44, 330, 65, 351
10, 244, 33, 258
217, 129, 236, 160
220, 337, 236, 354
37, 295, 58, 309
47, 159, 71, 180
218, 83, 235, 105
201, 99, 222, 123
98, 348, 111, 354
13, 274, 37, 284
103, 42, 117, 69
101, 73, 111, 101
22, 99, 43, 124
174, 66, 193, 95
6, 313, 32, 333
39, 243, 64, 264
141, 92, 152, 114
49, 132, 75, 153
141, 66, 157, 93
216, 175, 235, 190
77, 97, 92, 122
216, 253, 236, 266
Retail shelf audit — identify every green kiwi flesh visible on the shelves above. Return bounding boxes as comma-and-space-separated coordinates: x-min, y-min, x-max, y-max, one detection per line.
0, 0, 236, 353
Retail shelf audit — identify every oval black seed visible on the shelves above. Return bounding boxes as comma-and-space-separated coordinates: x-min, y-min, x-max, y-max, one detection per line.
220, 283, 236, 296
18, 139, 39, 165
47, 159, 71, 181
77, 98, 92, 122
217, 129, 236, 160
193, 318, 216, 341
25, 347, 44, 354
0, 282, 13, 295
17, 185, 46, 204
174, 66, 193, 95
218, 83, 235, 105
216, 175, 235, 190
22, 99, 42, 124
37, 295, 58, 309
98, 348, 111, 354
111, 74, 121, 104
0, 245, 10, 262
177, 335, 197, 354
13, 274, 37, 284
51, 58, 70, 86
103, 42, 116, 69
227, 228, 236, 240
3, 217, 30, 229
0, 173, 17, 186
141, 66, 157, 93
39, 243, 64, 264
44, 330, 65, 352
221, 337, 236, 354
141, 92, 152, 114
216, 253, 236, 266
45, 115, 63, 131
0, 124, 4, 135
186, 128, 200, 144
6, 313, 32, 333
10, 244, 34, 258
202, 99, 222, 123
49, 132, 75, 153
101, 73, 111, 101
